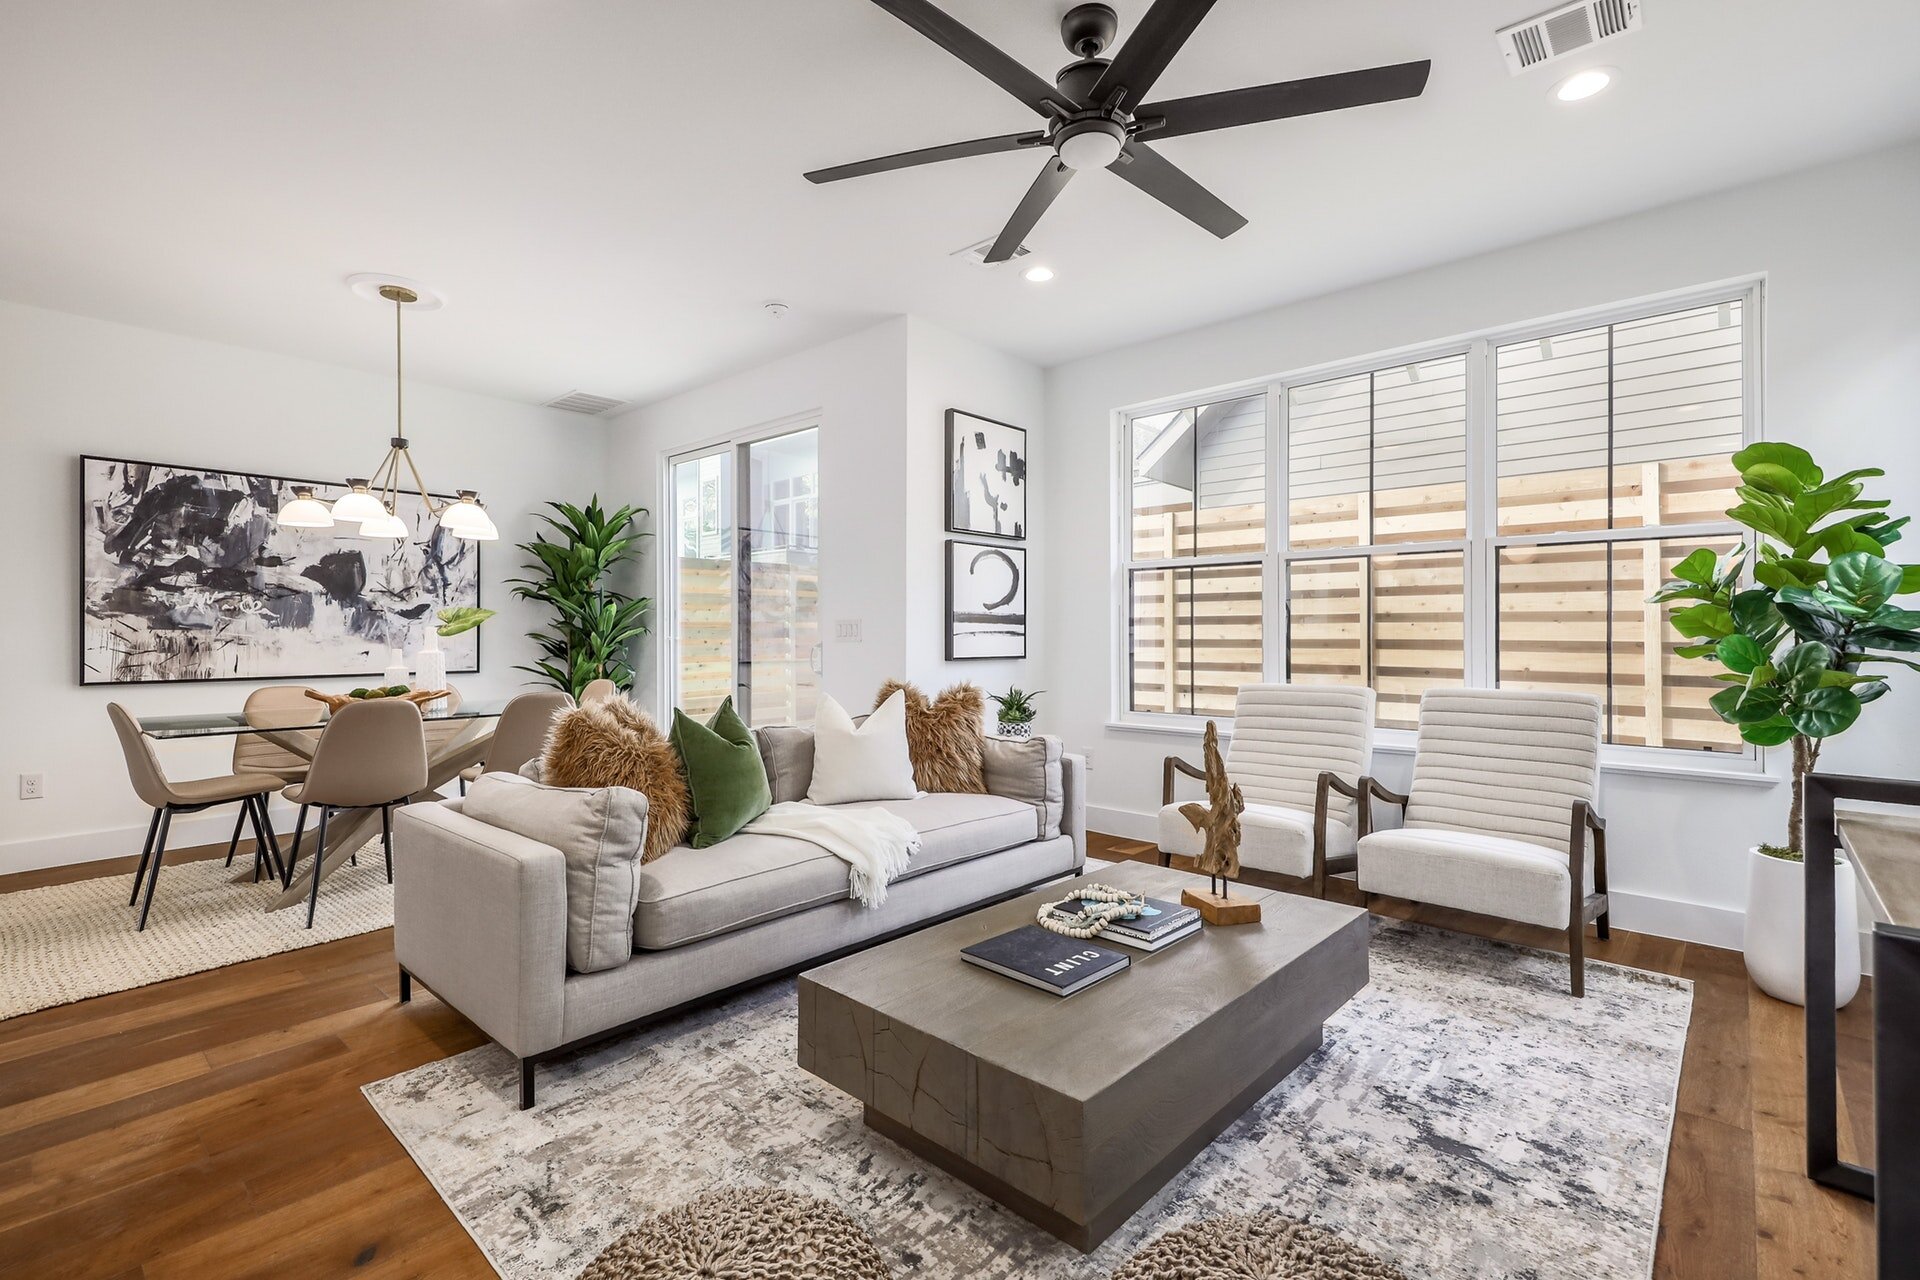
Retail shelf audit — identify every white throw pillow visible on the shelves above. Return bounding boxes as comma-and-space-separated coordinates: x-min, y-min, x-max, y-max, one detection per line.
807, 691, 919, 804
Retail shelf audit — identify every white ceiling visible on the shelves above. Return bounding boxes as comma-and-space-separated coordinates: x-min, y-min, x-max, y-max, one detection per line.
3, 0, 1917, 409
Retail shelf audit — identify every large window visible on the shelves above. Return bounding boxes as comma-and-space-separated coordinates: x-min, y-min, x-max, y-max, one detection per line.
669, 425, 820, 727
1117, 287, 1757, 760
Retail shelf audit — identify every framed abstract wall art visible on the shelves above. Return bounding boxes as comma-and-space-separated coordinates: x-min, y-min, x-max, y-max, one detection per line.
945, 538, 1026, 660
945, 409, 1026, 541
80, 455, 482, 684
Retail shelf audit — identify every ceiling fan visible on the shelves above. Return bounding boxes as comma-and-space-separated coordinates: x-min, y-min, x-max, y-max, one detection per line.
804, 0, 1432, 262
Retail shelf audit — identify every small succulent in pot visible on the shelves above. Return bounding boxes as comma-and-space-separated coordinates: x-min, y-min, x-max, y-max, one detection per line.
990, 687, 1042, 739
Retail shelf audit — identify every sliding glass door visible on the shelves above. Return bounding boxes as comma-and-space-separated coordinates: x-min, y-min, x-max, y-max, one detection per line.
669, 425, 820, 726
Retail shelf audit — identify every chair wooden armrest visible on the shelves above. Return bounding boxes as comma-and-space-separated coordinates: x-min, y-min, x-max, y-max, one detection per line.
1311, 771, 1368, 899
1162, 755, 1206, 806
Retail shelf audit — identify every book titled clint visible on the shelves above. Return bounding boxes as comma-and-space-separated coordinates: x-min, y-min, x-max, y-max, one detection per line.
960, 925, 1130, 997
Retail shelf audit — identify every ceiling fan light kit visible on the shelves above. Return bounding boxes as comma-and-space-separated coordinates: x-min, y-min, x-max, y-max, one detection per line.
272, 278, 497, 543
805, 0, 1432, 261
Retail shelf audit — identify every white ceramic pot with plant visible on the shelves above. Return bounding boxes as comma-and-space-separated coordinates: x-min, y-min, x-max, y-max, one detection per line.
1652, 441, 1917, 1009
989, 687, 1041, 739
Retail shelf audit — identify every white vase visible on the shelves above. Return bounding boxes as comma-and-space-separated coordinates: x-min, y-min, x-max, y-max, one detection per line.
383, 648, 410, 689
412, 633, 447, 693
1742, 846, 1861, 1008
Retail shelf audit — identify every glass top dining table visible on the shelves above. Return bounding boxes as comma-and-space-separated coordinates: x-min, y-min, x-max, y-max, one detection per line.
138, 697, 510, 739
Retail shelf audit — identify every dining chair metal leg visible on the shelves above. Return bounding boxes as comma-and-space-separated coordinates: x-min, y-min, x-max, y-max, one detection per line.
223, 802, 249, 868
129, 808, 162, 907
241, 795, 271, 883
306, 807, 330, 929
251, 795, 287, 884
286, 804, 309, 891
380, 804, 396, 884
136, 806, 173, 932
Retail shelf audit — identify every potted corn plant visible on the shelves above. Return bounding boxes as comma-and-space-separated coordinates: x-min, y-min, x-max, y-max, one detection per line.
989, 687, 1042, 739
1652, 442, 1919, 1007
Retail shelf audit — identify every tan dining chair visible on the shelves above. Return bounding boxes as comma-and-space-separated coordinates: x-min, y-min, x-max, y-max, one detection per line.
458, 690, 572, 793
108, 704, 286, 931
579, 678, 617, 705
281, 698, 428, 928
228, 686, 319, 868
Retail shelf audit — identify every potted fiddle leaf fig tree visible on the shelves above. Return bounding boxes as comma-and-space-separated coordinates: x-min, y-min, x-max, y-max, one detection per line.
1652, 442, 1919, 1007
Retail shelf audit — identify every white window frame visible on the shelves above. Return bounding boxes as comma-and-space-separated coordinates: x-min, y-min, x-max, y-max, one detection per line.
1110, 277, 1770, 784
660, 411, 822, 722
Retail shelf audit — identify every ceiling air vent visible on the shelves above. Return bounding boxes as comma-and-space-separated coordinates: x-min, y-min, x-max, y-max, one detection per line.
545, 390, 628, 416
1496, 0, 1641, 75
950, 236, 1031, 266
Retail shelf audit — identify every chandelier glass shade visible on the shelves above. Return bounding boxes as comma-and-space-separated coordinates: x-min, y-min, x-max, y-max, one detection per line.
274, 281, 495, 542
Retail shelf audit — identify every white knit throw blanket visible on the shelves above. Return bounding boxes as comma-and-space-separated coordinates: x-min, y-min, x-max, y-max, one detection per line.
743, 801, 922, 908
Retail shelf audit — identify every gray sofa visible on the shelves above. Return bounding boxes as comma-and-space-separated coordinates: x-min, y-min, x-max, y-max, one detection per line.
391, 729, 1086, 1107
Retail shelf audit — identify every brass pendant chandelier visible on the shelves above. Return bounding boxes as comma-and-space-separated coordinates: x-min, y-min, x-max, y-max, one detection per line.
276, 280, 497, 541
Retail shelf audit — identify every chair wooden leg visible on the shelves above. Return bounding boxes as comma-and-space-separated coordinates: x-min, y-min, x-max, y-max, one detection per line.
136, 807, 173, 932
305, 808, 329, 929
1569, 920, 1586, 998
223, 803, 248, 868
381, 804, 394, 884
129, 808, 162, 907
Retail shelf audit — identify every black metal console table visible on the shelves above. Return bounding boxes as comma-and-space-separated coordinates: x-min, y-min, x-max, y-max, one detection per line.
1803, 773, 1920, 1279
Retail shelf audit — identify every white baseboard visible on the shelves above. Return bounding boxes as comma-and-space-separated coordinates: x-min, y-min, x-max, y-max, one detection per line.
1084, 803, 1875, 973
0, 787, 459, 878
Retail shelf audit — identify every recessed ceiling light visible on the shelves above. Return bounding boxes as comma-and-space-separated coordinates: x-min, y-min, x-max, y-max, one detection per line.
1023, 265, 1055, 283
1553, 67, 1614, 102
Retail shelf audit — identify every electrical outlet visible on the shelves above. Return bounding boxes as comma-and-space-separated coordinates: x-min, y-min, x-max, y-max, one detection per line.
19, 773, 44, 800
834, 619, 863, 642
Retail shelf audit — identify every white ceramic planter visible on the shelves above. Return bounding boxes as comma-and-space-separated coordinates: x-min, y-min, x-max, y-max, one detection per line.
997, 720, 1033, 740
1742, 845, 1861, 1008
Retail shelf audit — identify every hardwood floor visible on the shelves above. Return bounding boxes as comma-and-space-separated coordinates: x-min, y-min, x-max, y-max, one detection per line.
0, 833, 1876, 1278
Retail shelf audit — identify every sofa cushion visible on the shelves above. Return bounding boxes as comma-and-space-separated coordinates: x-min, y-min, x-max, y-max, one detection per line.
980, 735, 1064, 839
807, 691, 917, 804
633, 792, 1042, 950
670, 697, 772, 848
464, 772, 647, 973
754, 726, 815, 804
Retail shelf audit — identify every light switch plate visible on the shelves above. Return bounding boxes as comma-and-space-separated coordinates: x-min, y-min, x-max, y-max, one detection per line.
834, 619, 863, 642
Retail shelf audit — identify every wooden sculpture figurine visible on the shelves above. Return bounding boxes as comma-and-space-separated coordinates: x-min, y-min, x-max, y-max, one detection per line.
1179, 720, 1262, 926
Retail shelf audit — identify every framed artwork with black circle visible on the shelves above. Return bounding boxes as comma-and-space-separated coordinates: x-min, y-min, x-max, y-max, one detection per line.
946, 538, 1026, 660
945, 409, 1026, 541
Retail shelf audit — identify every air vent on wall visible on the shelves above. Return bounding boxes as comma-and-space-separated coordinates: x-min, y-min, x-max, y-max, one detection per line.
1496, 0, 1641, 75
950, 236, 1031, 266
545, 390, 628, 416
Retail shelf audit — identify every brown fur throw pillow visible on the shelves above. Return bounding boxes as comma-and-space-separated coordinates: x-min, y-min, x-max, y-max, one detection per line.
873, 680, 987, 794
541, 697, 691, 862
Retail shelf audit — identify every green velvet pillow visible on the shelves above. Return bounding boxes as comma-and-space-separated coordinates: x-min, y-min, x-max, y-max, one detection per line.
669, 697, 773, 848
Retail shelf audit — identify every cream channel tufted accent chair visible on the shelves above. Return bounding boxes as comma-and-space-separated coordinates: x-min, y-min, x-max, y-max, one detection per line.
1157, 684, 1376, 898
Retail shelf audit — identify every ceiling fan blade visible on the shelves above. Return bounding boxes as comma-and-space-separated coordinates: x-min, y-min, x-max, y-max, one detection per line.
1137, 60, 1432, 140
805, 131, 1045, 184
1088, 0, 1220, 108
1111, 142, 1245, 239
984, 159, 1074, 263
869, 0, 1080, 118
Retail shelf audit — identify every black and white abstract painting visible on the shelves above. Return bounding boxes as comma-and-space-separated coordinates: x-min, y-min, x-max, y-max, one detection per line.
946, 538, 1025, 660
80, 456, 481, 684
945, 409, 1026, 540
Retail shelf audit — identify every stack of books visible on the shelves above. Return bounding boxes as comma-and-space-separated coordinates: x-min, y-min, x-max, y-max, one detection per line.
1045, 896, 1202, 953
960, 925, 1130, 997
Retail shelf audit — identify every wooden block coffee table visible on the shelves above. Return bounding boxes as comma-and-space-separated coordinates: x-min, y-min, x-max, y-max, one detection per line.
797, 862, 1369, 1251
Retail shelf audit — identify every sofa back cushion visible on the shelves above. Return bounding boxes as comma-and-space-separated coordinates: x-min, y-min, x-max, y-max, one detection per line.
754, 725, 815, 804
806, 691, 918, 804
980, 734, 1065, 839
464, 772, 647, 973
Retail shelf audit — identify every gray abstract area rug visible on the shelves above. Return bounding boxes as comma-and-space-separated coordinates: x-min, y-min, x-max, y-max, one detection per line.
364, 920, 1691, 1280
1, 844, 392, 1019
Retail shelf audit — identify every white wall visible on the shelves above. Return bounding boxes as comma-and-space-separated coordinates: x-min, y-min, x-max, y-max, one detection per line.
1042, 141, 1920, 949
0, 300, 605, 872
604, 316, 1044, 722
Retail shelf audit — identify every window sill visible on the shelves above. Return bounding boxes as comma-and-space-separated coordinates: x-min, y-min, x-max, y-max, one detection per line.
1103, 718, 1779, 787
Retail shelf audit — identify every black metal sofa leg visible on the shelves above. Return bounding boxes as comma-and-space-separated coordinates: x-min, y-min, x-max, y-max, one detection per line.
520, 1059, 536, 1110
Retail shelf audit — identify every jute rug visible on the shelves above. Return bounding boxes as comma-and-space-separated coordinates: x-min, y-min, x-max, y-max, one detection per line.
1, 844, 393, 1019
365, 919, 1691, 1279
